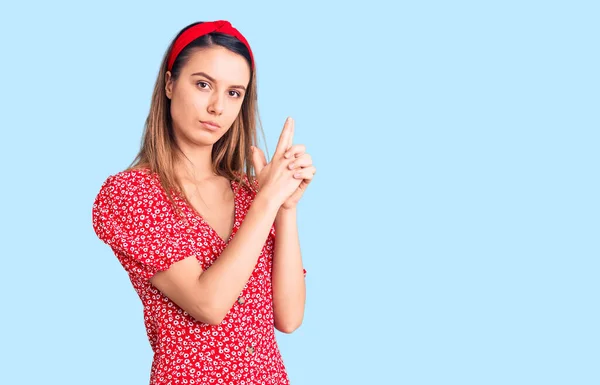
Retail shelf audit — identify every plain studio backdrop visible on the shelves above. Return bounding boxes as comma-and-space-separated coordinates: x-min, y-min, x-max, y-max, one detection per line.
0, 1, 598, 384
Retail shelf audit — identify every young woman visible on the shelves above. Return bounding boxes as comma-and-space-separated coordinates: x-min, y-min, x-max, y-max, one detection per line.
92, 20, 315, 384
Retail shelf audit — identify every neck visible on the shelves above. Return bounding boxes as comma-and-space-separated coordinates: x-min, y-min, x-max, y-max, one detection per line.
175, 143, 216, 183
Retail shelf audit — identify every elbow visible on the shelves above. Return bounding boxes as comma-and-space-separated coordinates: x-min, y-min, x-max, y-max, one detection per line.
273, 308, 304, 334
198, 312, 225, 326
191, 311, 225, 326
205, 315, 225, 326
189, 302, 228, 326
275, 321, 302, 334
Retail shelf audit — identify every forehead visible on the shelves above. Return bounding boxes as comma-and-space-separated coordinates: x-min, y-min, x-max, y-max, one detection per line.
181, 45, 251, 85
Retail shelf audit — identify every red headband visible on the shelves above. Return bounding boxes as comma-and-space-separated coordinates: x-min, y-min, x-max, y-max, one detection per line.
167, 20, 254, 71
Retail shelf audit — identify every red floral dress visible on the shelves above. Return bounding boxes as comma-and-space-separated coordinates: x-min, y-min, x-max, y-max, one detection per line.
92, 169, 305, 385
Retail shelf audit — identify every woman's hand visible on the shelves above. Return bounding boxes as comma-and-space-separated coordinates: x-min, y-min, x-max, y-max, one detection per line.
279, 143, 315, 209
251, 117, 316, 210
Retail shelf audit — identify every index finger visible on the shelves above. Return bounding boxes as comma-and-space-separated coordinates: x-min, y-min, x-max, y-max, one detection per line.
274, 117, 294, 156
286, 118, 294, 150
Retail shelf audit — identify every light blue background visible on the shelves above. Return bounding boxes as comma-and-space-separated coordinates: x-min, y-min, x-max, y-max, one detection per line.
0, 1, 598, 384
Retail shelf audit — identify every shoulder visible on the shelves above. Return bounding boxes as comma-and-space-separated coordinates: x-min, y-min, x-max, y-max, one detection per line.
92, 168, 172, 224
98, 168, 163, 198
94, 168, 173, 214
92, 168, 177, 242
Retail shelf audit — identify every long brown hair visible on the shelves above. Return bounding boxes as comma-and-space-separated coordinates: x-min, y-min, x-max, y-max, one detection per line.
128, 22, 264, 208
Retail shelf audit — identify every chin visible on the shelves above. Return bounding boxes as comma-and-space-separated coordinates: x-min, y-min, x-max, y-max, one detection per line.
193, 131, 227, 147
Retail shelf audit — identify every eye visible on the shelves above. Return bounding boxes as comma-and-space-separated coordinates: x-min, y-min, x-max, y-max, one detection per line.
196, 81, 210, 89
229, 90, 241, 98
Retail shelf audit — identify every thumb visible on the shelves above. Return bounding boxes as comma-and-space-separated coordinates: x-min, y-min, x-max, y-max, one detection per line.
251, 146, 267, 174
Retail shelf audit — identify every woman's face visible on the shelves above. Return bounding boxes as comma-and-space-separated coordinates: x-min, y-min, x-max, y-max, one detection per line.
165, 45, 251, 149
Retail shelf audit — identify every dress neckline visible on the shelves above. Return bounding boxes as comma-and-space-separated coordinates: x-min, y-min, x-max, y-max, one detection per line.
184, 178, 239, 245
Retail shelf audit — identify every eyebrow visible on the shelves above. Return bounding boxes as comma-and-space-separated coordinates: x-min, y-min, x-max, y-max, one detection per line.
190, 72, 247, 91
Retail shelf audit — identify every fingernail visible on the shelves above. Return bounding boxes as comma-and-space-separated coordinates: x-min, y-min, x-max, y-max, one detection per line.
294, 172, 301, 178
285, 152, 290, 159
289, 163, 295, 169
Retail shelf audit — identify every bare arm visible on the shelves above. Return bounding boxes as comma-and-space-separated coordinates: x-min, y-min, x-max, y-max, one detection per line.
149, 118, 300, 325
149, 194, 279, 325
272, 207, 306, 333
251, 117, 314, 334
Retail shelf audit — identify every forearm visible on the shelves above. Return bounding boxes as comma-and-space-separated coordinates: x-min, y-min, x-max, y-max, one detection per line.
272, 207, 306, 333
197, 193, 279, 321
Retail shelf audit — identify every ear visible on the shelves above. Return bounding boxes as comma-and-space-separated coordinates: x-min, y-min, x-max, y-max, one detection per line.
165, 71, 173, 99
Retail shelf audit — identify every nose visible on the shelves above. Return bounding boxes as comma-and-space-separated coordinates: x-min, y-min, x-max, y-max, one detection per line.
207, 92, 224, 116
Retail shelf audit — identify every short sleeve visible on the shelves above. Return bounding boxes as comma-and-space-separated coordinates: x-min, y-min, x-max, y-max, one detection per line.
92, 171, 194, 281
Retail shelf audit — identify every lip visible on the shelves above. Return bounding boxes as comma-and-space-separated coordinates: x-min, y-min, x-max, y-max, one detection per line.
200, 120, 221, 130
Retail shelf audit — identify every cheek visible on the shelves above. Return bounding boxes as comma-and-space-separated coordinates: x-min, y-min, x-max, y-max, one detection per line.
226, 100, 244, 120
190, 94, 208, 113
172, 93, 205, 122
